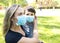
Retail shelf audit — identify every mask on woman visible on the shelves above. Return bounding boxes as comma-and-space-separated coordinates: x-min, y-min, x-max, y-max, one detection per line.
16, 15, 26, 26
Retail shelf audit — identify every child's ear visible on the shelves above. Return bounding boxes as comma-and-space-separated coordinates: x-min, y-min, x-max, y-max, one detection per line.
34, 16, 37, 20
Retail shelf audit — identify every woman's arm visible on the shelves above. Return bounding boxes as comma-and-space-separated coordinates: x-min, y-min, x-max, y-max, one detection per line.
17, 16, 39, 43
17, 37, 39, 43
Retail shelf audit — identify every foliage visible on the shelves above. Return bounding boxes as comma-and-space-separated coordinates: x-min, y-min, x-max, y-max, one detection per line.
0, 0, 27, 7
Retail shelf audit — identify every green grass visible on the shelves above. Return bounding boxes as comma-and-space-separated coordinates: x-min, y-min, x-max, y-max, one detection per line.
0, 14, 5, 43
0, 13, 60, 43
38, 16, 60, 43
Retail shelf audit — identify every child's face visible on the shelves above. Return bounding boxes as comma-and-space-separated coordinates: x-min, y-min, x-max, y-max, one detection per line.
25, 10, 35, 16
25, 10, 35, 22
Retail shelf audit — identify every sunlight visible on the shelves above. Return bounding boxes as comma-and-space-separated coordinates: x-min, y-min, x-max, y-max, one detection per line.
52, 28, 60, 34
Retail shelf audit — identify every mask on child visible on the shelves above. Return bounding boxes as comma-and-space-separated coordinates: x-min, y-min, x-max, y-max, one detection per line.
16, 15, 26, 26
26, 16, 34, 22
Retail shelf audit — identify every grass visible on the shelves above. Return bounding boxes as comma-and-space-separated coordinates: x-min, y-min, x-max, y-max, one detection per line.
0, 14, 5, 43
0, 13, 60, 43
38, 16, 60, 43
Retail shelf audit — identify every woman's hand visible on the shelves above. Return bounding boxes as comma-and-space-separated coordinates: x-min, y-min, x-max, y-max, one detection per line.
17, 37, 39, 43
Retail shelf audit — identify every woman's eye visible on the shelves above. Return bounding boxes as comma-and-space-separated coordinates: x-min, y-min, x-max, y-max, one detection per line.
18, 13, 22, 16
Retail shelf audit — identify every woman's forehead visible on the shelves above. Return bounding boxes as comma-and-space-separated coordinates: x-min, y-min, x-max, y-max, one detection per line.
16, 7, 24, 13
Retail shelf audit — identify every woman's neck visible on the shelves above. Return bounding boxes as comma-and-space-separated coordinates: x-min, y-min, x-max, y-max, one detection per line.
10, 24, 25, 36
11, 24, 20, 31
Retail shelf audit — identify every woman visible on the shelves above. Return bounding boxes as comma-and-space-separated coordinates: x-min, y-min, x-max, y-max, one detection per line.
3, 4, 39, 43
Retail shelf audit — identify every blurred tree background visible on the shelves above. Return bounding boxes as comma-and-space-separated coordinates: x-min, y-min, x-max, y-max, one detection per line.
0, 0, 27, 8
35, 0, 60, 8
26, 0, 60, 9
0, 0, 60, 9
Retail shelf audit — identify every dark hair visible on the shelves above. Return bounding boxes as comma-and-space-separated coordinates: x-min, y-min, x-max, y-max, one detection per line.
27, 6, 36, 14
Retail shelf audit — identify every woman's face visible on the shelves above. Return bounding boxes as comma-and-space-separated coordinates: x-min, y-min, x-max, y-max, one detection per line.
14, 7, 24, 17
11, 7, 25, 25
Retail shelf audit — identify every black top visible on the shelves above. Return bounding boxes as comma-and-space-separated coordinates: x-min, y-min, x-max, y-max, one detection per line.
5, 22, 34, 43
5, 29, 23, 43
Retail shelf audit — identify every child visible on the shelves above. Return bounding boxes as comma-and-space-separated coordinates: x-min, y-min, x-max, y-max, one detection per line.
21, 6, 43, 43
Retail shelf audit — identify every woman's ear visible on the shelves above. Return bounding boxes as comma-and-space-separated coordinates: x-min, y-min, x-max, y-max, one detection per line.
11, 17, 14, 22
11, 17, 16, 22
11, 17, 17, 25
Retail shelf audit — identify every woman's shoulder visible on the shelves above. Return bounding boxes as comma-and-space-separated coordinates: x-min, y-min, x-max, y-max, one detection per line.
5, 29, 23, 43
5, 29, 23, 38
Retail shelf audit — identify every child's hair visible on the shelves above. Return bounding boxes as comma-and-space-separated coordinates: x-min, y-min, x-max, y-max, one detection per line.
27, 6, 36, 14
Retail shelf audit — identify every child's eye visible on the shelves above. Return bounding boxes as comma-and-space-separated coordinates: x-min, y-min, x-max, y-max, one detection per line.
26, 14, 29, 15
31, 14, 33, 16
20, 13, 22, 15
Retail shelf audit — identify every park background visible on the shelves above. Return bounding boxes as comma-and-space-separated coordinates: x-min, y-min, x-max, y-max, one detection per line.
0, 0, 60, 43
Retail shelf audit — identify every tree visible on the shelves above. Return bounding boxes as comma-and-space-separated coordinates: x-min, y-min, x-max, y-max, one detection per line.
0, 0, 27, 7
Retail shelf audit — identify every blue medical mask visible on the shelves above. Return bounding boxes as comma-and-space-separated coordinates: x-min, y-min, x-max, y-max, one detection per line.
26, 16, 34, 22
16, 15, 26, 26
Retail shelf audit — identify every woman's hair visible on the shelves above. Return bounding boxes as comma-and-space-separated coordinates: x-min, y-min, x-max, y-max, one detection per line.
3, 4, 20, 36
